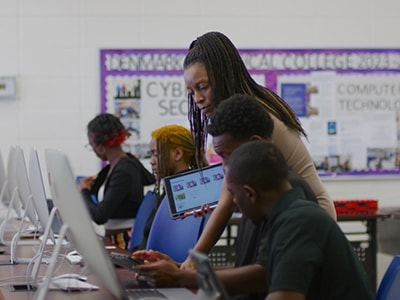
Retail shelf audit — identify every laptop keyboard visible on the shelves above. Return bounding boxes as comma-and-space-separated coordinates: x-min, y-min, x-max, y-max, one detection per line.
126, 288, 168, 299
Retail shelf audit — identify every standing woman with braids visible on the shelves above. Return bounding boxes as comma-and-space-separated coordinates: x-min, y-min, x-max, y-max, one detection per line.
79, 113, 155, 250
131, 124, 208, 252
182, 31, 336, 267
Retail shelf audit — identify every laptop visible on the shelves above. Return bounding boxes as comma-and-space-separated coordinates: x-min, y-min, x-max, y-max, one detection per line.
43, 148, 195, 299
189, 249, 231, 300
164, 163, 224, 219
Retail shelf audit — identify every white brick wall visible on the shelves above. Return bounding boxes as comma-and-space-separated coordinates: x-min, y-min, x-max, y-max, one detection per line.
0, 0, 399, 205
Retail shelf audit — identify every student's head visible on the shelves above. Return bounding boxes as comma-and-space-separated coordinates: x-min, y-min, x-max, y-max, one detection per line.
224, 141, 289, 223
207, 94, 274, 164
184, 31, 262, 166
149, 124, 207, 181
184, 31, 305, 166
184, 32, 258, 118
86, 113, 130, 160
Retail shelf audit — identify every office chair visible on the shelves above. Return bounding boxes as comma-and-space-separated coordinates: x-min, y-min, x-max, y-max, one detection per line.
128, 190, 157, 252
146, 196, 204, 263
375, 255, 400, 300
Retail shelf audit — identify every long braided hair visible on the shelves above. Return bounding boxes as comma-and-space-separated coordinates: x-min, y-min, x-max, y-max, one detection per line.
151, 124, 208, 205
184, 31, 307, 164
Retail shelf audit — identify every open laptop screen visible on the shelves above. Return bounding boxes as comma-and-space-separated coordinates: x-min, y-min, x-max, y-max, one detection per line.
189, 249, 231, 300
164, 163, 224, 220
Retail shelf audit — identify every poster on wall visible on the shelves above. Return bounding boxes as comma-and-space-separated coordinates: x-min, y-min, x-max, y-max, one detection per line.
100, 49, 400, 177
101, 49, 189, 159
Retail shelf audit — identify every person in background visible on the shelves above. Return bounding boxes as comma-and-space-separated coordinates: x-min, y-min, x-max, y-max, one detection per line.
131, 95, 317, 300
79, 113, 155, 250
182, 31, 336, 268
131, 124, 208, 251
224, 140, 372, 300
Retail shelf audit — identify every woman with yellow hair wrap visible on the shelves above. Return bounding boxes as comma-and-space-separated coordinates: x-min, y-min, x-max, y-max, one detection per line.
131, 124, 208, 251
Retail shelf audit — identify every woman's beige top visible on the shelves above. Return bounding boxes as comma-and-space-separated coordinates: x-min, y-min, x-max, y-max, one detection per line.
270, 114, 337, 220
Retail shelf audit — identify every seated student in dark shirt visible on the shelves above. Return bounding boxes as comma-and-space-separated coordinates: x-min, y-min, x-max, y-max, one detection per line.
132, 95, 318, 300
224, 140, 373, 300
79, 113, 155, 250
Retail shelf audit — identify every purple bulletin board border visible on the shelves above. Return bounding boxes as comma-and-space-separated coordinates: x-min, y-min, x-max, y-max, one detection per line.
100, 48, 400, 178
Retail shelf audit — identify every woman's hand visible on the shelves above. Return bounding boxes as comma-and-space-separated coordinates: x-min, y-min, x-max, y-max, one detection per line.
131, 249, 177, 265
78, 176, 96, 190
182, 204, 215, 219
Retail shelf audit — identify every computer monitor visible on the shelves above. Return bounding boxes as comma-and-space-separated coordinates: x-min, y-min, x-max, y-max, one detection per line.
44, 148, 126, 299
0, 149, 11, 205
0, 146, 22, 247
28, 147, 60, 237
6, 145, 22, 218
43, 148, 194, 300
14, 145, 38, 227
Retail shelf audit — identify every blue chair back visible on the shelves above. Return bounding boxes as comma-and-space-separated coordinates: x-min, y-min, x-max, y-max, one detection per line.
376, 255, 400, 300
129, 191, 157, 252
146, 196, 204, 263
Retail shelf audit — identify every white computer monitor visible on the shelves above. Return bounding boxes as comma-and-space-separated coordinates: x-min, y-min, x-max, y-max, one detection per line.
0, 149, 11, 205
43, 148, 194, 300
14, 145, 38, 226
0, 146, 22, 247
44, 148, 125, 299
28, 147, 60, 237
6, 145, 22, 218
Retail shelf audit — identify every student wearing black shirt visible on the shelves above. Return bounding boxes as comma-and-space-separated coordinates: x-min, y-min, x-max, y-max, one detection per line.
79, 113, 155, 249
224, 140, 372, 300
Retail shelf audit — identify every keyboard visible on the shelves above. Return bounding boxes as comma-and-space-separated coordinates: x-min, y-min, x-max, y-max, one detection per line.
109, 252, 142, 270
126, 288, 167, 299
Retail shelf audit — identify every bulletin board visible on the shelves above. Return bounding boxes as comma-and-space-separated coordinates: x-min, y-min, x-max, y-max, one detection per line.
100, 49, 400, 178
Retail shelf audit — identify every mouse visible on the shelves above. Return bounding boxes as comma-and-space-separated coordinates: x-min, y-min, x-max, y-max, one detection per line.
53, 273, 88, 281
67, 250, 80, 256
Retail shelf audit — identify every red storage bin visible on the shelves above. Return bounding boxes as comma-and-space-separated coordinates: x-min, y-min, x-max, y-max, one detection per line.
333, 199, 378, 216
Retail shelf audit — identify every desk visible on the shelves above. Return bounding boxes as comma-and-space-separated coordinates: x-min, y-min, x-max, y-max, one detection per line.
0, 267, 137, 300
376, 207, 400, 256
0, 240, 139, 300
337, 212, 391, 294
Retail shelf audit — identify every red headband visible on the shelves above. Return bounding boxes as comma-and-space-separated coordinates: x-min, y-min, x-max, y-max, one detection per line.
102, 129, 130, 147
